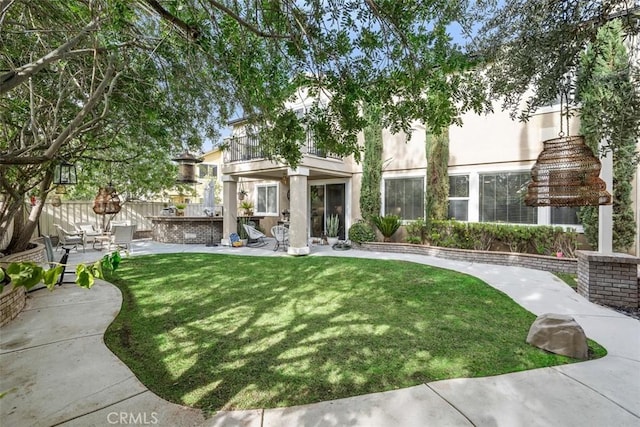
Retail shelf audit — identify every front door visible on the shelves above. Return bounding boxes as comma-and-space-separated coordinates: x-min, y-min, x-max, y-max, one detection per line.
310, 183, 346, 240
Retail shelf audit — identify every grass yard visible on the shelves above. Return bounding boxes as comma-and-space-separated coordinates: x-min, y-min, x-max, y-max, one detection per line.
104, 254, 605, 413
554, 272, 578, 290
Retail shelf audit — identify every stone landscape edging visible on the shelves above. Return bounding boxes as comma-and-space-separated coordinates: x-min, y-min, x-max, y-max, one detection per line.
359, 242, 577, 274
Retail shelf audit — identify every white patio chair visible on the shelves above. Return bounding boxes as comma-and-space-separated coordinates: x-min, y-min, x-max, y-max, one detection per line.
110, 224, 136, 251
54, 224, 85, 252
242, 224, 267, 247
74, 222, 102, 246
271, 225, 289, 252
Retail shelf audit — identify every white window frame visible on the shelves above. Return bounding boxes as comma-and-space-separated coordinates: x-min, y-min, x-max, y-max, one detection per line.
382, 174, 426, 223
447, 174, 470, 221
255, 184, 279, 216
448, 167, 584, 230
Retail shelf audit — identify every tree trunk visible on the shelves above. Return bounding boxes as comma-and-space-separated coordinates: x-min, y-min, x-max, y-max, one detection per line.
5, 171, 52, 254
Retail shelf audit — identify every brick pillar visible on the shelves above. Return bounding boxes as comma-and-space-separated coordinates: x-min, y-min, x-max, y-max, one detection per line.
577, 251, 639, 309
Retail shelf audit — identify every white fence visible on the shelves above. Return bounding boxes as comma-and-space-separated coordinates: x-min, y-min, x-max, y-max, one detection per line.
38, 201, 214, 237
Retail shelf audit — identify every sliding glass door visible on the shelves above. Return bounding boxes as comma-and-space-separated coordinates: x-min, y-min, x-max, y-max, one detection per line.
310, 183, 346, 239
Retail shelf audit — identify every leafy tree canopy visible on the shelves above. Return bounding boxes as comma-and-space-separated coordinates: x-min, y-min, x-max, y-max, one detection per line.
472, 0, 640, 121
1, 0, 638, 253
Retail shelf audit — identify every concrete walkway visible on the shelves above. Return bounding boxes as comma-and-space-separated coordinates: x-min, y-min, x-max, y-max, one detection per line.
1, 240, 638, 426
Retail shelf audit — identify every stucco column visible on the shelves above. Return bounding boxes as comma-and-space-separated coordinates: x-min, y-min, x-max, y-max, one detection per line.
222, 175, 238, 246
598, 140, 613, 253
288, 167, 310, 256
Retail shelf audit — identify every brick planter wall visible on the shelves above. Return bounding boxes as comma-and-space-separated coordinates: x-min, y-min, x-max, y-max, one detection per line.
577, 251, 639, 309
359, 242, 577, 274
0, 242, 46, 327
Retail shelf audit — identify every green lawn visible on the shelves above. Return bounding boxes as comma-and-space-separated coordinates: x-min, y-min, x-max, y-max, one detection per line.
104, 254, 605, 413
554, 272, 578, 290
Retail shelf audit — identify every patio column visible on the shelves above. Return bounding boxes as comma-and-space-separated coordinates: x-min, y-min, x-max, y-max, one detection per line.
288, 167, 310, 256
221, 175, 238, 246
598, 139, 613, 253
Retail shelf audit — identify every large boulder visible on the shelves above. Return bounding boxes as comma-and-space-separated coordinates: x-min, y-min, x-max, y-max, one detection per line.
526, 313, 588, 360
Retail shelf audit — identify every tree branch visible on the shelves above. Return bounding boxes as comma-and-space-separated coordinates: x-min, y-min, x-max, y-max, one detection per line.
43, 59, 116, 159
142, 0, 201, 40
0, 16, 100, 94
205, 0, 292, 39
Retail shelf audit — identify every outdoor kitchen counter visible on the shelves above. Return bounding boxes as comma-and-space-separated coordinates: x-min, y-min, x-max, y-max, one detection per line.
148, 216, 223, 244
148, 216, 264, 244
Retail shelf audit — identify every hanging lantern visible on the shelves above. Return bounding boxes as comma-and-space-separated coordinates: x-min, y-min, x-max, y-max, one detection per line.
93, 184, 122, 215
51, 195, 62, 207
525, 135, 612, 207
172, 152, 202, 184
53, 161, 77, 186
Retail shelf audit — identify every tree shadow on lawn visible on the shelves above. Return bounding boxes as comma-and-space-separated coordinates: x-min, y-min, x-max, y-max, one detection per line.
105, 253, 590, 414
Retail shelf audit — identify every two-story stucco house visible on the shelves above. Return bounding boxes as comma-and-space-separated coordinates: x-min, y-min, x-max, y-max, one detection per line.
220, 94, 639, 256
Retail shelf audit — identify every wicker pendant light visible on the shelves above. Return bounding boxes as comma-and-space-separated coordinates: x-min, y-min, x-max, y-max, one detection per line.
525, 81, 612, 207
93, 183, 121, 215
525, 135, 611, 207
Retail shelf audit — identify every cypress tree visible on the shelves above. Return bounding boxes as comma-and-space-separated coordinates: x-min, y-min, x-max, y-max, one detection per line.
577, 21, 640, 252
360, 103, 383, 222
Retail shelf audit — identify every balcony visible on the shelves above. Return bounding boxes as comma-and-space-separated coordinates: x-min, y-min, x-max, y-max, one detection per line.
224, 133, 341, 164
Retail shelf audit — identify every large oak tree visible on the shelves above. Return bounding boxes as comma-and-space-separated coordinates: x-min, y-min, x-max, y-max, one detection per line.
2, 1, 638, 254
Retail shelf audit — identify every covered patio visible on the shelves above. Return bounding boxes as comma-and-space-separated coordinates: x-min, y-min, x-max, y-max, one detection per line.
221, 153, 353, 255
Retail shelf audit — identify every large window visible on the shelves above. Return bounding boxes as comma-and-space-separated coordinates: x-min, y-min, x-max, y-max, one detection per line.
384, 177, 424, 220
551, 207, 580, 225
256, 184, 278, 215
448, 175, 469, 221
480, 172, 537, 224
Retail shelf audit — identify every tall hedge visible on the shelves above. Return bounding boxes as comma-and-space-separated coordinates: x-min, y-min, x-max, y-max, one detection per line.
426, 129, 449, 220
360, 102, 383, 222
577, 21, 639, 252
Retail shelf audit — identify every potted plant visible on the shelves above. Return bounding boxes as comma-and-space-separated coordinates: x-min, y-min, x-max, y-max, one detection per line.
238, 189, 248, 201
175, 203, 186, 216
239, 200, 254, 216
326, 214, 340, 246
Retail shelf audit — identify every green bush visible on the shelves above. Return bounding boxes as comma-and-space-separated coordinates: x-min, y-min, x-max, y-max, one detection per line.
372, 215, 401, 242
405, 218, 427, 244
348, 219, 376, 243
428, 220, 578, 257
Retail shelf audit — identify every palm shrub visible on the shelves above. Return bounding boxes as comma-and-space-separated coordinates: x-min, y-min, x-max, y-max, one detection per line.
348, 219, 376, 243
372, 215, 401, 242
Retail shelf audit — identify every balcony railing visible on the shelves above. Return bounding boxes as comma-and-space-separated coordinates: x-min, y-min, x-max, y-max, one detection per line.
224, 133, 342, 163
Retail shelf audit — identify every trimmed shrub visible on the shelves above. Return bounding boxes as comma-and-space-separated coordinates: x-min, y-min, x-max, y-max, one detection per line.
405, 218, 427, 244
348, 219, 376, 244
427, 220, 578, 258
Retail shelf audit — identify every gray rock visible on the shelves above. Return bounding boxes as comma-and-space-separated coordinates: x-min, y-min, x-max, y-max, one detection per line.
526, 313, 588, 359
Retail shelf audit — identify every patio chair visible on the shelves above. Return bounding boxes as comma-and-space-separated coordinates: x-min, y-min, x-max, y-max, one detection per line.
74, 222, 102, 246
271, 225, 289, 252
53, 224, 85, 253
43, 235, 73, 286
242, 224, 267, 247
110, 224, 136, 251
108, 220, 130, 232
